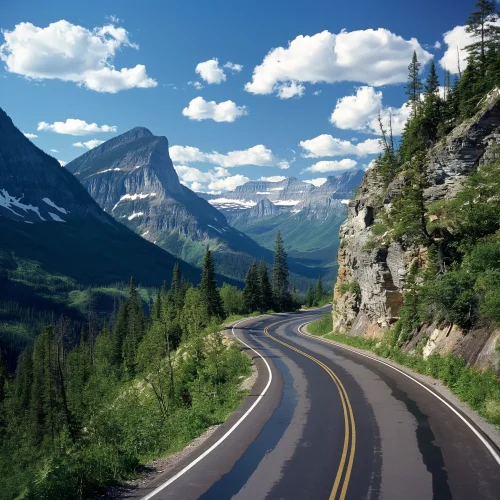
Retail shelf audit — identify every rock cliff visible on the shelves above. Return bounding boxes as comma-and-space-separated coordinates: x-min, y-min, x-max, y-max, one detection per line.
332, 90, 500, 370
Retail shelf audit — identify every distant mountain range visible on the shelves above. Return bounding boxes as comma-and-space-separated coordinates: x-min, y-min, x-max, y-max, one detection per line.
0, 107, 199, 287
65, 128, 332, 284
198, 172, 364, 280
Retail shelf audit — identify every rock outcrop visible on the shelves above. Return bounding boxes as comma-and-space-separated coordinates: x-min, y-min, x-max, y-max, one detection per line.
332, 90, 500, 368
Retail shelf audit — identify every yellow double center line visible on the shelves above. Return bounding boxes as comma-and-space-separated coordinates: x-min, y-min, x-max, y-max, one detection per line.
264, 319, 356, 500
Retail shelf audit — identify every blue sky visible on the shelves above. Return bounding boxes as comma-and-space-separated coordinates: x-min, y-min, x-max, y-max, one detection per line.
0, 0, 477, 192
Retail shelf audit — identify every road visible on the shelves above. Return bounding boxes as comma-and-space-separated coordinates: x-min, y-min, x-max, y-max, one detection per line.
134, 308, 500, 500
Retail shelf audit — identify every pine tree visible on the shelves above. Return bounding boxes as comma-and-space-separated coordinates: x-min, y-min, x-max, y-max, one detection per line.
421, 61, 443, 145
466, 0, 500, 75
200, 247, 224, 318
243, 260, 260, 312
258, 259, 273, 312
272, 232, 290, 312
406, 51, 422, 117
314, 275, 325, 306
305, 284, 314, 308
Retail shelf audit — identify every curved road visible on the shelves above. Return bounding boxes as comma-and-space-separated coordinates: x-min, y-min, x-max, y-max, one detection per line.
134, 308, 500, 500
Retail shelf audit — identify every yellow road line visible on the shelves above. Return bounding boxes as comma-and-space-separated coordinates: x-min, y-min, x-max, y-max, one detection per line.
264, 319, 356, 500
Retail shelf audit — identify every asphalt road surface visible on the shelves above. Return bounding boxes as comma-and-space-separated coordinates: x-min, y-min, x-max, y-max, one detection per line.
134, 308, 500, 500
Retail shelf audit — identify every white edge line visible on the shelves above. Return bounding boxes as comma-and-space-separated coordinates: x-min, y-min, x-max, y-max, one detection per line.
298, 322, 500, 467
140, 316, 273, 500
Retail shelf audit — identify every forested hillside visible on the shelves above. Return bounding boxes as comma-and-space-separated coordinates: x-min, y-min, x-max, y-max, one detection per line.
0, 234, 307, 499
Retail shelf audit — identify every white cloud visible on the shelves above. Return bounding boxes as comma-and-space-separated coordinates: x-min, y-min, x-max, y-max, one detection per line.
330, 86, 382, 130
174, 165, 249, 192
196, 58, 226, 84
364, 159, 377, 171
105, 15, 122, 24
73, 139, 105, 149
58, 160, 67, 166
277, 81, 305, 99
182, 96, 247, 122
302, 159, 358, 173
304, 178, 327, 186
299, 134, 381, 158
0, 20, 157, 92
434, 41, 442, 49
224, 61, 243, 72
245, 29, 432, 97
50, 149, 59, 153
260, 175, 287, 182
313, 90, 322, 96
208, 174, 250, 191
188, 81, 204, 89
23, 132, 37, 139
37, 119, 117, 135
330, 86, 411, 135
170, 144, 288, 168
439, 20, 500, 74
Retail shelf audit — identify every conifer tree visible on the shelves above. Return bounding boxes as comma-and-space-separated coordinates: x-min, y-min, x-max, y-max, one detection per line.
466, 0, 500, 75
200, 247, 224, 318
243, 260, 260, 312
421, 61, 443, 145
258, 259, 273, 312
305, 284, 314, 308
272, 232, 290, 311
406, 51, 422, 117
314, 275, 325, 305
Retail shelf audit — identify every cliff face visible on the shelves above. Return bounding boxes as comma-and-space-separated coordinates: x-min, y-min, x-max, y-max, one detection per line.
333, 90, 500, 369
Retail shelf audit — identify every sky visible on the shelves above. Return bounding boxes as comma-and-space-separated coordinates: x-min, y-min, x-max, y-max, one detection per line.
0, 0, 480, 193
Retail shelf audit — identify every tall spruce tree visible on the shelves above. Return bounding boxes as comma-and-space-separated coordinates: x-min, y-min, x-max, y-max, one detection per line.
305, 284, 314, 308
406, 51, 422, 117
314, 275, 325, 305
200, 247, 224, 318
243, 260, 260, 312
272, 231, 290, 312
258, 259, 273, 312
466, 0, 500, 75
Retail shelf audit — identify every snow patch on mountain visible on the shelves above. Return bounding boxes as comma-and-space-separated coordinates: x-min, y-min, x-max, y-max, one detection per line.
48, 212, 65, 222
0, 189, 45, 220
128, 211, 144, 220
112, 192, 157, 210
43, 197, 68, 214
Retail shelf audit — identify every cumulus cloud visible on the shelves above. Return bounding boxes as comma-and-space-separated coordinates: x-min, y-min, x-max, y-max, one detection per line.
174, 165, 249, 192
224, 61, 243, 72
196, 58, 226, 84
0, 20, 157, 92
260, 175, 287, 182
299, 134, 381, 158
170, 144, 289, 168
23, 132, 37, 139
73, 139, 105, 149
38, 118, 117, 135
302, 159, 358, 173
182, 96, 247, 122
277, 81, 305, 99
304, 178, 327, 186
188, 81, 204, 89
434, 41, 442, 49
313, 90, 322, 96
208, 174, 250, 191
330, 86, 411, 135
245, 29, 432, 97
439, 20, 500, 74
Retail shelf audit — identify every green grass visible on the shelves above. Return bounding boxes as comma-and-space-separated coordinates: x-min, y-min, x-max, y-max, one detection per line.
307, 315, 500, 429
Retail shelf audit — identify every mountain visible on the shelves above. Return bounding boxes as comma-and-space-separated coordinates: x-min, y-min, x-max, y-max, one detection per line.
198, 171, 364, 282
0, 107, 200, 286
65, 128, 320, 283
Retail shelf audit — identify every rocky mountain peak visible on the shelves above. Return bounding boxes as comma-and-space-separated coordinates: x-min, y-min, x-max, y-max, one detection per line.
0, 106, 102, 223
